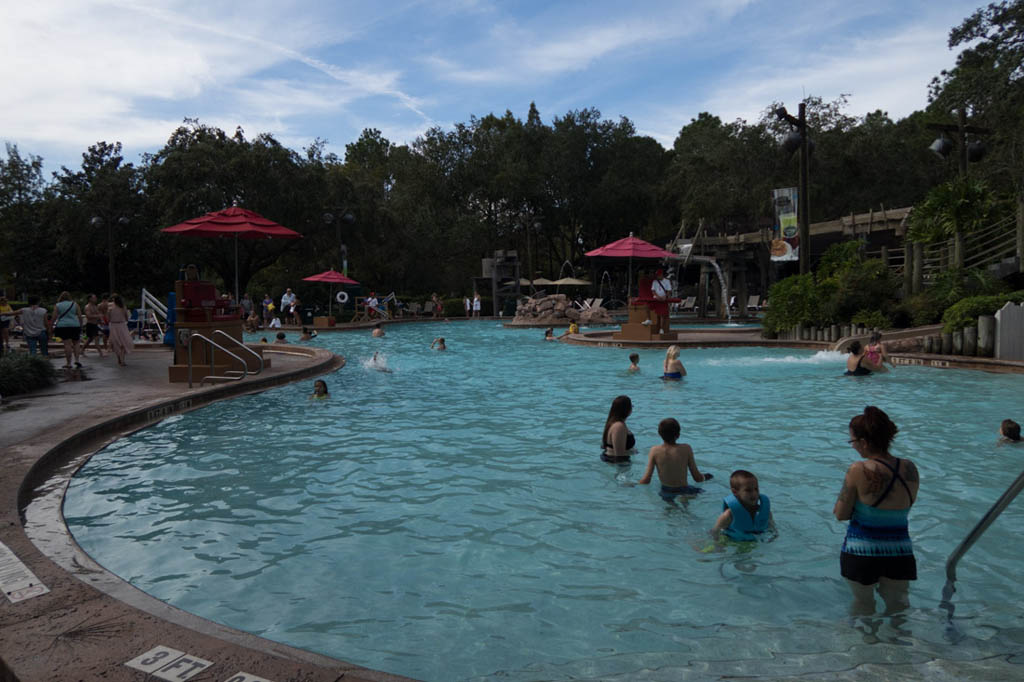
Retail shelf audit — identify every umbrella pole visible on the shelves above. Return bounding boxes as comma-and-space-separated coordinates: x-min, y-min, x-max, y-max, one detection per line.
329, 284, 333, 317
234, 234, 240, 302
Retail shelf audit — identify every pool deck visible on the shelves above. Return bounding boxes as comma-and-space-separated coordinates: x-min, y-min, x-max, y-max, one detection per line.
4, 321, 1024, 681
1, 343, 414, 682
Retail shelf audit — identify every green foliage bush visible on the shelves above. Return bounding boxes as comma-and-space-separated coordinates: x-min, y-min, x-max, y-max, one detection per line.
764, 242, 901, 332
0, 352, 56, 397
851, 309, 891, 330
941, 290, 1024, 333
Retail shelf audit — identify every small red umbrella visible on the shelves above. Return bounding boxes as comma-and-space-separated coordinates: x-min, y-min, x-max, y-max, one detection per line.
302, 269, 359, 316
585, 233, 675, 298
162, 206, 302, 300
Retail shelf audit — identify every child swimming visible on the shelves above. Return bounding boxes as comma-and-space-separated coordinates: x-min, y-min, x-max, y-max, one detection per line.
711, 470, 773, 541
310, 379, 329, 400
662, 345, 686, 379
638, 418, 712, 499
628, 352, 640, 372
998, 418, 1021, 445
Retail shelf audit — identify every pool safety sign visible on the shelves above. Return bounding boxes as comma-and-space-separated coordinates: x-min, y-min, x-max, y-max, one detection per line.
0, 540, 49, 603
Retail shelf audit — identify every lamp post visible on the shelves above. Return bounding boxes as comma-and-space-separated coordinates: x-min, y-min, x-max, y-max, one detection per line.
775, 103, 811, 274
322, 210, 355, 275
926, 108, 993, 267
91, 215, 130, 293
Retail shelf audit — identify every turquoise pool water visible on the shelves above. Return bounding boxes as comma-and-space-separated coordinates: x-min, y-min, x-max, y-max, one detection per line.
65, 322, 1024, 681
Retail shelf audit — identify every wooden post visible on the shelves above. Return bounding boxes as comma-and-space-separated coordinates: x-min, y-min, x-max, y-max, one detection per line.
697, 264, 709, 320
964, 325, 978, 356
902, 237, 912, 296
880, 245, 889, 268
978, 315, 996, 356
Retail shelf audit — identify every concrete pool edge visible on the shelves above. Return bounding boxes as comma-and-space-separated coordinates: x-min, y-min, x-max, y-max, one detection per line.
2, 346, 415, 682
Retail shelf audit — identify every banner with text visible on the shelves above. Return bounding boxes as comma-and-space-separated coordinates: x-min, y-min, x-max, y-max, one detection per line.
771, 187, 799, 262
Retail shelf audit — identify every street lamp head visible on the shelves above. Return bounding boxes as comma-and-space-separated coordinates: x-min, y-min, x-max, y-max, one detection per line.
967, 140, 986, 163
781, 130, 803, 156
91, 216, 103, 227
117, 216, 129, 226
929, 135, 953, 159
341, 212, 355, 225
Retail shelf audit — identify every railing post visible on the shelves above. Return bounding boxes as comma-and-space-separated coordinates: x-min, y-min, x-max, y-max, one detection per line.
912, 242, 923, 294
1017, 194, 1024, 274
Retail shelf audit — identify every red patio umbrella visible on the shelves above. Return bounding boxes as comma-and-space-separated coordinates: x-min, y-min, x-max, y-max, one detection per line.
302, 269, 359, 316
585, 233, 675, 298
161, 206, 303, 301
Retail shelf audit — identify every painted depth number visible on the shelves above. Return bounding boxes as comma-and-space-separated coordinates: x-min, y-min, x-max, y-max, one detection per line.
125, 645, 273, 682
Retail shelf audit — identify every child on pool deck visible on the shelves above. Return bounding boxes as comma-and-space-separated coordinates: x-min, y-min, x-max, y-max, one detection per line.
628, 352, 640, 372
998, 419, 1021, 445
638, 418, 712, 499
711, 470, 774, 541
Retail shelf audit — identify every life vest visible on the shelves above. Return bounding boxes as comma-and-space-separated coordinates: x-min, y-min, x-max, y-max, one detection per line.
723, 493, 771, 541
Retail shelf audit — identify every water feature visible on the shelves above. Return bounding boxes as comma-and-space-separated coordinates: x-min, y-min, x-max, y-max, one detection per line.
705, 258, 732, 322
598, 270, 612, 301
63, 326, 1024, 681
557, 260, 575, 281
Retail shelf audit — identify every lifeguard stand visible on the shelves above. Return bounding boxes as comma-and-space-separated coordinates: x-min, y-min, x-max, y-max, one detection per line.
168, 279, 269, 383
612, 275, 680, 342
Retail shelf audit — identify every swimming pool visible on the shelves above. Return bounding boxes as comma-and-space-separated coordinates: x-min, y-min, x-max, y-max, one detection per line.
64, 322, 1024, 680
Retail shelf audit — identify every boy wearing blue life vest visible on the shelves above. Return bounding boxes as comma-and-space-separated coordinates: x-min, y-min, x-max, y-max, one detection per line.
711, 470, 773, 541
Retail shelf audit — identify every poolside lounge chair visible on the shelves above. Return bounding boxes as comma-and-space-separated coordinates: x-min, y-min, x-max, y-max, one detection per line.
680, 296, 697, 311
589, 297, 604, 309
747, 295, 761, 311
576, 298, 594, 310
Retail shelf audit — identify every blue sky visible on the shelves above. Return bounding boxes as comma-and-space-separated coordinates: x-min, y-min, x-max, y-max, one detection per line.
4, 0, 982, 175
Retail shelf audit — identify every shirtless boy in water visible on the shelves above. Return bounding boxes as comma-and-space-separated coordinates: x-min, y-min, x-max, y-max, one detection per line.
638, 418, 712, 499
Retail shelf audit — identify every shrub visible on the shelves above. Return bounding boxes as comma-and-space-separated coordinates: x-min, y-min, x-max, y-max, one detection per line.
941, 290, 1024, 333
851, 309, 891, 330
763, 274, 819, 332
0, 352, 56, 397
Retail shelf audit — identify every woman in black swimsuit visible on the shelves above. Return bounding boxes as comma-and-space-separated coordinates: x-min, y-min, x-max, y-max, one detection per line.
602, 395, 636, 463
845, 340, 872, 376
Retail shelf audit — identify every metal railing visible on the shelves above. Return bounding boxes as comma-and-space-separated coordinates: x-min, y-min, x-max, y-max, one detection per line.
186, 332, 260, 388
939, 467, 1024, 636
139, 288, 168, 339
212, 329, 263, 377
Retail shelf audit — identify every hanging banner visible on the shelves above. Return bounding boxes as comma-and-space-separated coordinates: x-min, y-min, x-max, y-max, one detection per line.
770, 187, 799, 262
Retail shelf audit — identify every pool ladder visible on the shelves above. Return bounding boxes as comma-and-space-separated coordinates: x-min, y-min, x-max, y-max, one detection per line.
187, 331, 264, 388
939, 467, 1024, 637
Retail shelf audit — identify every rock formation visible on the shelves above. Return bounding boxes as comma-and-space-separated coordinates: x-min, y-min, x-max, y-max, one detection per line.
510, 294, 614, 326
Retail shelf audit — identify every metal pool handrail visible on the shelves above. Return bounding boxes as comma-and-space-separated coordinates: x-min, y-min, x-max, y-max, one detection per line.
940, 467, 1024, 635
187, 333, 248, 388
212, 329, 264, 377
945, 468, 1024, 584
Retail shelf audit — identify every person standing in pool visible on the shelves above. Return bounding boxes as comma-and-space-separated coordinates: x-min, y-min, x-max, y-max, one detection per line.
601, 395, 636, 464
663, 345, 686, 379
845, 341, 872, 376
711, 470, 772, 541
431, 337, 446, 350
638, 417, 712, 499
834, 406, 919, 615
628, 353, 640, 372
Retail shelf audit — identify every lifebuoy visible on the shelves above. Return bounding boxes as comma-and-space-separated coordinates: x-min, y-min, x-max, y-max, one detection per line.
336, 291, 349, 304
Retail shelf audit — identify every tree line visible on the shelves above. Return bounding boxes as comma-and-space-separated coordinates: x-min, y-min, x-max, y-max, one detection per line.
1, 2, 1020, 304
